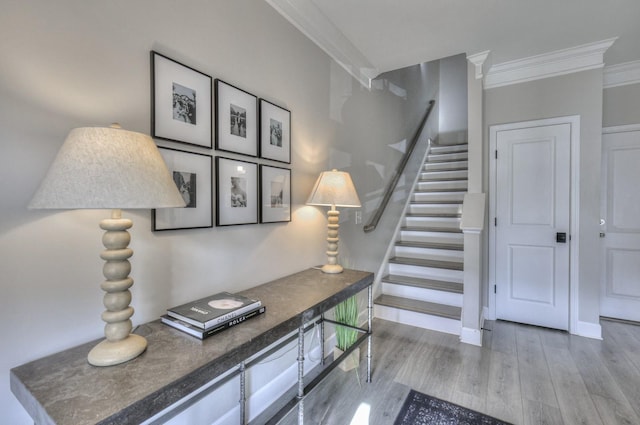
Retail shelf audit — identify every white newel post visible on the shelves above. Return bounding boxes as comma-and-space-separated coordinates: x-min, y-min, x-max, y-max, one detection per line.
460, 193, 486, 346
459, 52, 490, 346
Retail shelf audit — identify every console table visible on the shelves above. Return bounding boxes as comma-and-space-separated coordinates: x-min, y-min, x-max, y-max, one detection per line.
11, 268, 374, 425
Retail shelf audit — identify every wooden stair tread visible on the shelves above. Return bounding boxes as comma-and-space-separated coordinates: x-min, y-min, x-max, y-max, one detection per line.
419, 176, 468, 182
395, 240, 464, 251
389, 256, 463, 271
415, 188, 468, 193
405, 213, 460, 218
424, 166, 467, 171
401, 226, 463, 233
427, 157, 468, 164
383, 274, 463, 293
374, 294, 461, 320
410, 201, 462, 206
413, 189, 464, 194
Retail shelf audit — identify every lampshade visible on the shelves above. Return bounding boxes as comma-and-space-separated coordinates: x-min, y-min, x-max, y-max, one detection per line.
29, 126, 186, 210
306, 169, 361, 208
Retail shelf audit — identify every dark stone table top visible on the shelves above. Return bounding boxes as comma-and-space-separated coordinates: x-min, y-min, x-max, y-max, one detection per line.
10, 268, 373, 425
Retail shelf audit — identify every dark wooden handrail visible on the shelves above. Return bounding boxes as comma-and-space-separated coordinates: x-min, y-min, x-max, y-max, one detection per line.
363, 99, 435, 233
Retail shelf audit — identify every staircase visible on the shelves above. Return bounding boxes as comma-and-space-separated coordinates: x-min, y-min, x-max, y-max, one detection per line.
374, 143, 468, 335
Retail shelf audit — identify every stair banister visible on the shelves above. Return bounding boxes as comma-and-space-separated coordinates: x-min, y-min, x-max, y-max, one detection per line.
363, 99, 436, 233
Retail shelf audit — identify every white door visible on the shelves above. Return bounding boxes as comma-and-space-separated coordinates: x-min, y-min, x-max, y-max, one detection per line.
495, 124, 571, 330
600, 129, 640, 322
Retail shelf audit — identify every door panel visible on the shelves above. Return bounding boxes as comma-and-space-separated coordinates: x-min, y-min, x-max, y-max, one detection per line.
601, 130, 640, 321
496, 124, 571, 330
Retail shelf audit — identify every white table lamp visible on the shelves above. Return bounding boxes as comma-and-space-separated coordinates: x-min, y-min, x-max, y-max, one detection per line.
306, 169, 361, 274
29, 124, 186, 366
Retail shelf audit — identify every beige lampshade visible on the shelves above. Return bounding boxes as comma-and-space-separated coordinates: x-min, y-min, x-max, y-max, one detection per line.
306, 169, 361, 208
29, 126, 186, 209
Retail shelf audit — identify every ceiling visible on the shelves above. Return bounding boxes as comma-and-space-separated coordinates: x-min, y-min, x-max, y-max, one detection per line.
267, 0, 640, 78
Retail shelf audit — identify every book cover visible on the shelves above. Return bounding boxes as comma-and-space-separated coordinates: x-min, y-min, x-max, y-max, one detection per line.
167, 291, 261, 329
161, 306, 266, 339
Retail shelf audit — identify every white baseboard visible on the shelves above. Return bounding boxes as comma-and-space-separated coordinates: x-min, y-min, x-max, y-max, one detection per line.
460, 327, 482, 346
575, 320, 602, 340
483, 306, 490, 321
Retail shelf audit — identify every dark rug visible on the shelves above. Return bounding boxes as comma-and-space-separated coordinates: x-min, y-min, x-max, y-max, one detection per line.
394, 390, 513, 425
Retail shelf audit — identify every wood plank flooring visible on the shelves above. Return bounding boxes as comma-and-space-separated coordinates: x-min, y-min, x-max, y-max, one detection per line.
277, 318, 640, 425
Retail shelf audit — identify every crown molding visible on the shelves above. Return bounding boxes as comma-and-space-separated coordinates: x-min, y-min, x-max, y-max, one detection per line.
485, 37, 617, 89
467, 50, 491, 80
604, 60, 640, 88
265, 0, 378, 88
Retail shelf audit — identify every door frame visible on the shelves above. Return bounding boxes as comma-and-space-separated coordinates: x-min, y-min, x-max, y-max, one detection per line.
600, 123, 640, 321
488, 116, 581, 334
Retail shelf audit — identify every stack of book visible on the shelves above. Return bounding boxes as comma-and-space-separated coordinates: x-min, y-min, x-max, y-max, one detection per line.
161, 291, 265, 339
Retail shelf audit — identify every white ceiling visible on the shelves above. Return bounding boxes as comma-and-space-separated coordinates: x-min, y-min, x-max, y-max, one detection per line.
268, 0, 640, 77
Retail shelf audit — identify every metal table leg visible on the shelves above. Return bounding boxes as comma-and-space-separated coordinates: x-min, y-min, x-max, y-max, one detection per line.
297, 325, 305, 424
239, 361, 246, 424
320, 313, 325, 365
367, 285, 373, 383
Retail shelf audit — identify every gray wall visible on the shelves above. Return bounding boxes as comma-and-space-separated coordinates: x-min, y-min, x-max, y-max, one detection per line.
0, 1, 436, 422
439, 54, 468, 145
484, 70, 604, 326
603, 83, 640, 127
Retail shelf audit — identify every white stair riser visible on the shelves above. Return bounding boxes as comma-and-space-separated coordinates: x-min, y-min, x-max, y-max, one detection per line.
424, 161, 468, 171
408, 203, 461, 215
428, 152, 468, 162
382, 282, 463, 307
413, 192, 465, 202
388, 263, 463, 282
417, 180, 467, 191
430, 144, 468, 154
400, 230, 463, 244
421, 170, 468, 180
374, 305, 461, 335
394, 245, 464, 262
404, 216, 460, 228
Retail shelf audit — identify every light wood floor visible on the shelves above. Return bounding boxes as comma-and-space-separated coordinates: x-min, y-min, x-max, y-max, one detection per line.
279, 318, 640, 425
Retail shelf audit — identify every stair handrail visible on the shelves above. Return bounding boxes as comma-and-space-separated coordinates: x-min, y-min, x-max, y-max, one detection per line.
363, 99, 436, 233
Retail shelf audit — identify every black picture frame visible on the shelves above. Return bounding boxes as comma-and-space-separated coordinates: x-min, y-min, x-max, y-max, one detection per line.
259, 99, 291, 163
215, 156, 259, 226
152, 147, 213, 231
260, 165, 291, 223
151, 51, 213, 148
215, 80, 258, 157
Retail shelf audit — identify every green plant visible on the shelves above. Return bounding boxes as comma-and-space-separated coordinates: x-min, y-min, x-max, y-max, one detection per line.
334, 295, 358, 350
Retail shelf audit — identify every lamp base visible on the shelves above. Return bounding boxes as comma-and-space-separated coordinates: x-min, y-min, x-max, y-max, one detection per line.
88, 334, 147, 367
321, 264, 344, 274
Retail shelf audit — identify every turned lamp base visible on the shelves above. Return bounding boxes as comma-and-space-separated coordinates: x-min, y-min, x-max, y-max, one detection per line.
321, 264, 344, 274
321, 206, 343, 274
88, 334, 147, 367
88, 209, 147, 367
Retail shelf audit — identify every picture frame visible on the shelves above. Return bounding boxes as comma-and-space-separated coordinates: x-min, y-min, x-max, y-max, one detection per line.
152, 147, 213, 231
215, 80, 258, 157
215, 156, 258, 226
151, 51, 213, 148
260, 165, 291, 223
259, 99, 291, 163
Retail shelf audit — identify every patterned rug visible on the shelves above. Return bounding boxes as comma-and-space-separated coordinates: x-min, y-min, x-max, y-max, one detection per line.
394, 390, 513, 425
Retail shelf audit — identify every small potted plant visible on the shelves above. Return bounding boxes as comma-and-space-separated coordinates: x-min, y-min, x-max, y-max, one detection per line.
333, 295, 359, 371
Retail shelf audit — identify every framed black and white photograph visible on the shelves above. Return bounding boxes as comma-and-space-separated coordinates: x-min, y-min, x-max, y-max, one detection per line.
215, 80, 258, 157
215, 156, 258, 226
259, 99, 291, 163
152, 147, 213, 231
151, 51, 212, 148
260, 165, 291, 223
